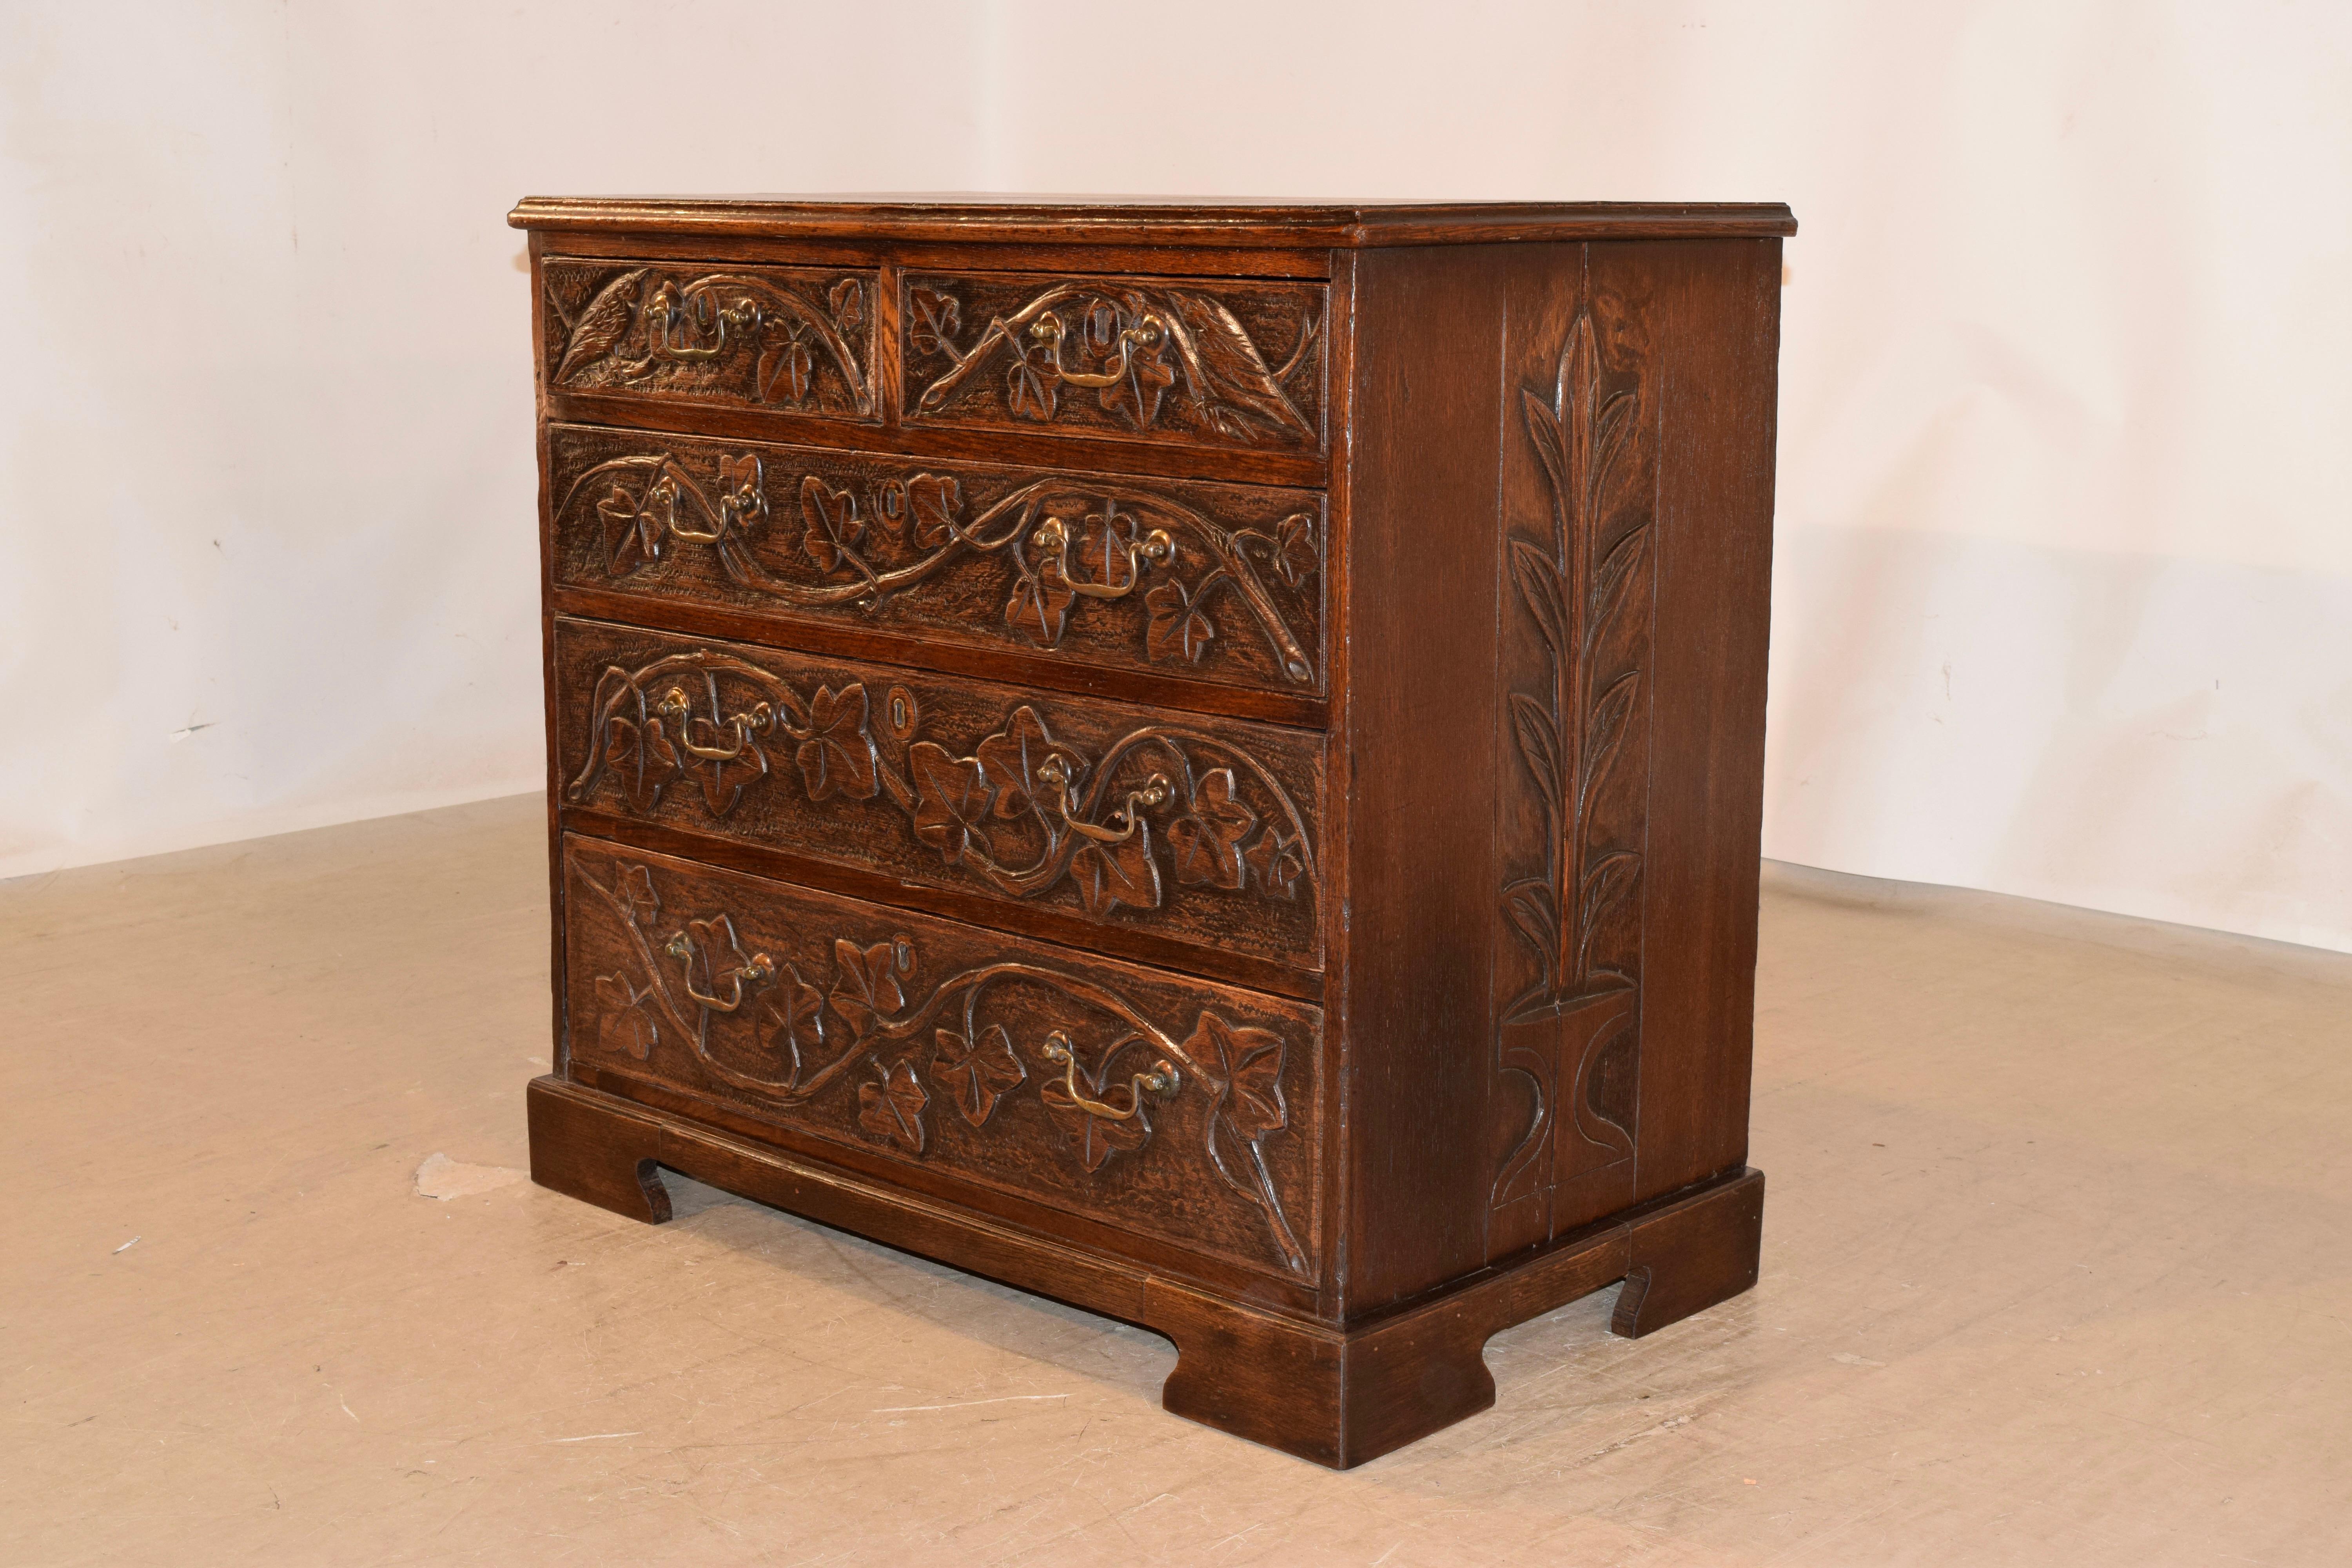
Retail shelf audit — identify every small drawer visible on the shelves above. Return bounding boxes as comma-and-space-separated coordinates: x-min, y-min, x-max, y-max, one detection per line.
561, 837, 1322, 1280
541, 257, 880, 422
547, 423, 1326, 695
901, 270, 1325, 452
554, 617, 1325, 979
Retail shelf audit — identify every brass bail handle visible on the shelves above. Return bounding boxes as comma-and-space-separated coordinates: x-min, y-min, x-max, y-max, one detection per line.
663, 928, 775, 1012
1028, 309, 1165, 388
655, 291, 761, 362
1034, 756, 1169, 845
658, 686, 774, 761
1039, 1032, 1178, 1120
1029, 512, 1176, 600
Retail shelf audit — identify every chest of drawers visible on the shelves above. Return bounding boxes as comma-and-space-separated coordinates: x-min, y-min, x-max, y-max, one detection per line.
514, 197, 1792, 1467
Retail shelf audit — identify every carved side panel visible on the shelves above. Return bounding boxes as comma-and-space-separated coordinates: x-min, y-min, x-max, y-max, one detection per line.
562, 838, 1321, 1279
902, 272, 1326, 450
548, 425, 1325, 693
541, 258, 879, 420
553, 619, 1324, 975
1488, 290, 1658, 1260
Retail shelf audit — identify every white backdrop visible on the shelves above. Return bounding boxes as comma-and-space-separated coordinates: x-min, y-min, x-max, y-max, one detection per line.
5, 1, 2348, 952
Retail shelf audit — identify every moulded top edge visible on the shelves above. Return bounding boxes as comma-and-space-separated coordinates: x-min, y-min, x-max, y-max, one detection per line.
506, 196, 1798, 246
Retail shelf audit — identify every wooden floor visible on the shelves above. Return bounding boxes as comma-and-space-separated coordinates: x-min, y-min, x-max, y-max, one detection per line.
5, 797, 2347, 1566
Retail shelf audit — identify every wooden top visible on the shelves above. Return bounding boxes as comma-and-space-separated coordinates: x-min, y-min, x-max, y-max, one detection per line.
507, 196, 1797, 248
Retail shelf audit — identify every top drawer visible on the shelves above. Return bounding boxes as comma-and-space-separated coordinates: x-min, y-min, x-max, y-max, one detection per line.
542, 257, 881, 424
902, 271, 1326, 454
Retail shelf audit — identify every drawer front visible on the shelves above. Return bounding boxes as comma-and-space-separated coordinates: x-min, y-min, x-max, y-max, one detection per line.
561, 838, 1321, 1280
548, 423, 1325, 693
541, 257, 880, 422
555, 618, 1324, 975
901, 271, 1326, 452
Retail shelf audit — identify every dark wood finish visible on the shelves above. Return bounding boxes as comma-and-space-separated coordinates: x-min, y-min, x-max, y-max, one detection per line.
517, 197, 1788, 1467
551, 616, 1325, 978
529, 1072, 1761, 1469
548, 422, 1325, 698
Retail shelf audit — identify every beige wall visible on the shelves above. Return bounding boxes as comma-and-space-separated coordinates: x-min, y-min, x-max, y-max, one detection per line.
5, 1, 2348, 951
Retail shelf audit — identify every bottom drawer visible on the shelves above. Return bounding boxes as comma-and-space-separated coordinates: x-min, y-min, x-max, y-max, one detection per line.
559, 835, 1321, 1284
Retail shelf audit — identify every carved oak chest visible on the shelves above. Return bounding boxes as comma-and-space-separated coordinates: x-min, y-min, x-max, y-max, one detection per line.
514, 197, 1792, 1466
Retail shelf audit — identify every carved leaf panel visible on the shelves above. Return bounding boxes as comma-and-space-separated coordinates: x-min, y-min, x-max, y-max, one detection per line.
546, 425, 1326, 695
542, 259, 880, 421
560, 838, 1322, 1280
553, 619, 1326, 976
900, 272, 1326, 451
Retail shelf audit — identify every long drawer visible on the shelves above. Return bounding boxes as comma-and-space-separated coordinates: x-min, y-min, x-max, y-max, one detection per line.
560, 837, 1322, 1282
546, 422, 1326, 696
553, 617, 1325, 979
541, 257, 881, 423
900, 270, 1327, 452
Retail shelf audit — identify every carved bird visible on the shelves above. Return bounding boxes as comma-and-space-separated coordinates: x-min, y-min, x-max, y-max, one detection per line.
1160, 290, 1316, 441
554, 267, 650, 384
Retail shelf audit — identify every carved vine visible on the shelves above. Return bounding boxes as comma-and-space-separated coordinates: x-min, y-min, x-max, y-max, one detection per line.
1493, 309, 1651, 1201
556, 449, 1319, 684
565, 650, 1315, 922
906, 281, 1318, 444
549, 267, 874, 414
577, 858, 1307, 1273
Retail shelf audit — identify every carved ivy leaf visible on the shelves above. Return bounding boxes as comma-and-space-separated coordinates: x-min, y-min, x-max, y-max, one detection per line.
857, 1059, 927, 1154
1161, 290, 1314, 441
1076, 506, 1139, 588
1523, 386, 1570, 510
1098, 343, 1176, 430
615, 864, 662, 925
1005, 562, 1077, 647
756, 332, 818, 405
1071, 823, 1162, 916
1188, 1011, 1287, 1141
598, 483, 665, 576
1168, 769, 1256, 890
828, 277, 864, 331
1144, 579, 1216, 664
908, 742, 994, 865
1509, 693, 1563, 820
907, 287, 962, 359
1581, 671, 1640, 804
603, 714, 680, 813
796, 683, 879, 802
1041, 1057, 1152, 1172
975, 706, 1083, 823
1006, 345, 1061, 421
906, 472, 962, 550
1272, 513, 1318, 589
555, 268, 649, 383
753, 965, 827, 1086
593, 973, 659, 1060
828, 936, 908, 1042
801, 477, 866, 573
1508, 537, 1566, 654
932, 1025, 1025, 1128
684, 716, 766, 817
1243, 826, 1305, 900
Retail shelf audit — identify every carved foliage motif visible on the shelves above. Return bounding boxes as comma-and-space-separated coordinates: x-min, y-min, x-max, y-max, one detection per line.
564, 644, 1317, 932
572, 854, 1310, 1274
904, 274, 1322, 447
552, 432, 1321, 687
544, 260, 876, 417
1490, 306, 1655, 1252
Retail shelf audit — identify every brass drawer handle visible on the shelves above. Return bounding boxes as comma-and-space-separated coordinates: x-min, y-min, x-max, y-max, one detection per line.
663, 928, 775, 1012
1029, 309, 1164, 389
657, 686, 773, 761
1035, 757, 1168, 845
1027, 513, 1176, 601
1040, 1032, 1177, 1120
653, 290, 760, 363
